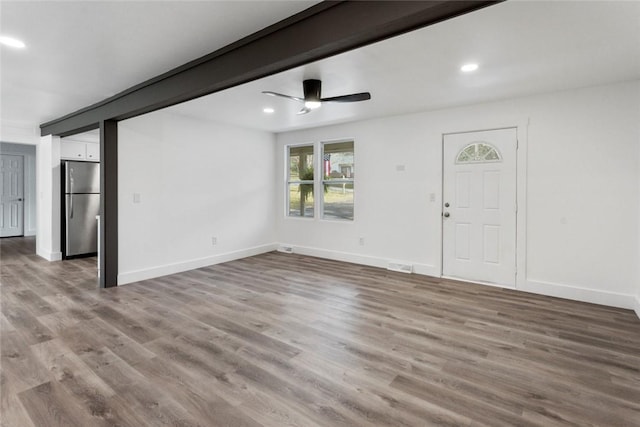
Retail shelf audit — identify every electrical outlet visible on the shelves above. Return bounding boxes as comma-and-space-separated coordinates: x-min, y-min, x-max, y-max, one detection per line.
359, 237, 365, 246
211, 237, 217, 246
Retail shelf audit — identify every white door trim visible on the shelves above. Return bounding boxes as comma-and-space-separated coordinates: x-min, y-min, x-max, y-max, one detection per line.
437, 119, 529, 291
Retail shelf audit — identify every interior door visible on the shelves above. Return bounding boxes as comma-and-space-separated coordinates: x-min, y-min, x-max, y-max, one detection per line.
0, 154, 24, 237
442, 128, 517, 287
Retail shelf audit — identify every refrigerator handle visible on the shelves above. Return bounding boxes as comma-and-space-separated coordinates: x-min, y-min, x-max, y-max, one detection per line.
69, 167, 74, 218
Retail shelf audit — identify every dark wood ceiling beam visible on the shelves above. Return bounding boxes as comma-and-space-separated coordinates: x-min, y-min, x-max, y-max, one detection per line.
40, 0, 500, 137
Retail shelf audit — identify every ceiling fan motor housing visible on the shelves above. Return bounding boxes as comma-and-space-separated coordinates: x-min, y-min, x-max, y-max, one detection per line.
303, 79, 322, 102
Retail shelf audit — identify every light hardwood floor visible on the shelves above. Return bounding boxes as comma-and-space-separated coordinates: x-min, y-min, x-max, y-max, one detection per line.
1, 236, 639, 426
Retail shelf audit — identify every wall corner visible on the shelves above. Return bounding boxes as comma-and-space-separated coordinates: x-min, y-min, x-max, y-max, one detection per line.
35, 134, 61, 261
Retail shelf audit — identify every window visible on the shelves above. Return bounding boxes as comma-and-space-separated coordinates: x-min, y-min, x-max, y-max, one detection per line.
287, 145, 314, 217
456, 142, 501, 163
285, 140, 356, 221
322, 141, 354, 220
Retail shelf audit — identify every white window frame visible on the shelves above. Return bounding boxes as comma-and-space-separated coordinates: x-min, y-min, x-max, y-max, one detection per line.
286, 143, 315, 218
320, 140, 355, 221
285, 139, 355, 221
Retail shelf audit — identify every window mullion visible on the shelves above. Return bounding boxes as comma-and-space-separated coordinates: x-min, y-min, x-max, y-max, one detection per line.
316, 141, 322, 220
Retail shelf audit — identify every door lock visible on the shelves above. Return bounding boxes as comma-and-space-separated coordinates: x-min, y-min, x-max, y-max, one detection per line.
444, 202, 450, 207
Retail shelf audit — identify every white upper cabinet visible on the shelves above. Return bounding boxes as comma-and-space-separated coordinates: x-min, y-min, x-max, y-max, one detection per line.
60, 141, 85, 160
86, 143, 100, 161
61, 141, 100, 162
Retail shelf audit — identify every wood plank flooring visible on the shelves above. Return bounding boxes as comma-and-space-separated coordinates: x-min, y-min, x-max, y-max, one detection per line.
1, 236, 639, 426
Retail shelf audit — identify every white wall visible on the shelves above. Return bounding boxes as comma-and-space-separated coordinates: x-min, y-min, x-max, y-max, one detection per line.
276, 80, 640, 309
0, 121, 39, 145
0, 142, 37, 235
637, 89, 640, 317
36, 135, 62, 261
118, 110, 277, 285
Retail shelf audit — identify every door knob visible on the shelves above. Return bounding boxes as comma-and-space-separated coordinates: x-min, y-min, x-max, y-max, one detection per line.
443, 212, 450, 218
18, 198, 23, 201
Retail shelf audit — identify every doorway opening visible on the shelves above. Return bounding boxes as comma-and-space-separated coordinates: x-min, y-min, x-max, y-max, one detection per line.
1, 153, 25, 237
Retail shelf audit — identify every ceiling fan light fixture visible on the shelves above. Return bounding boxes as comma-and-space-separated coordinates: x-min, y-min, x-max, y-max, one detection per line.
263, 107, 275, 113
262, 79, 370, 116
304, 100, 322, 110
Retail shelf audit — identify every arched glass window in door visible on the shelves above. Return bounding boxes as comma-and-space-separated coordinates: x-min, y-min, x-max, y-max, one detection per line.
456, 142, 502, 164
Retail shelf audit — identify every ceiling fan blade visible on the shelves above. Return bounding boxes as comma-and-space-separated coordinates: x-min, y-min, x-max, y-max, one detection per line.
321, 92, 371, 103
297, 107, 311, 115
262, 91, 303, 102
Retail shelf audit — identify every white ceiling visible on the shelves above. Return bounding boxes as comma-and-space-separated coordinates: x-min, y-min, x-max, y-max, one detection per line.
0, 0, 319, 132
167, 0, 640, 133
2, 1, 639, 139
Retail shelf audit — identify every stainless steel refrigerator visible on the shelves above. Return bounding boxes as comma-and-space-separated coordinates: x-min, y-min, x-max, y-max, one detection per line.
64, 161, 100, 257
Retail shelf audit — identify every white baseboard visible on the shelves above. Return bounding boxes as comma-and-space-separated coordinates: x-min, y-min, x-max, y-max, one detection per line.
113, 240, 640, 317
279, 244, 440, 277
36, 249, 61, 262
520, 278, 636, 310
117, 243, 278, 286
412, 262, 440, 277
283, 246, 637, 312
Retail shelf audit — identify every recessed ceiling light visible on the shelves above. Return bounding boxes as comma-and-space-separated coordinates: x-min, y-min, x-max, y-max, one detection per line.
461, 63, 479, 72
0, 36, 26, 49
263, 107, 275, 114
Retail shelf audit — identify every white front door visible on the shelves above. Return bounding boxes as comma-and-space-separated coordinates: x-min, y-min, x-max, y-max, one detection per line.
442, 128, 517, 287
0, 154, 25, 237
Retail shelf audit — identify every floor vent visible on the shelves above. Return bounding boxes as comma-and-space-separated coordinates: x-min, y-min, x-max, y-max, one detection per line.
278, 246, 294, 254
387, 262, 413, 274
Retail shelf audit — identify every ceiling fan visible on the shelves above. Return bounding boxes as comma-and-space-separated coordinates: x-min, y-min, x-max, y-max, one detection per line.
262, 79, 371, 115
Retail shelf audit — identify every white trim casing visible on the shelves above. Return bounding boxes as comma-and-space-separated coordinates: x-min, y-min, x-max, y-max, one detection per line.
117, 243, 278, 286
284, 141, 315, 219
514, 120, 529, 292
37, 250, 62, 262
279, 243, 439, 277
520, 279, 636, 310
0, 144, 37, 236
634, 295, 640, 319
437, 119, 529, 290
